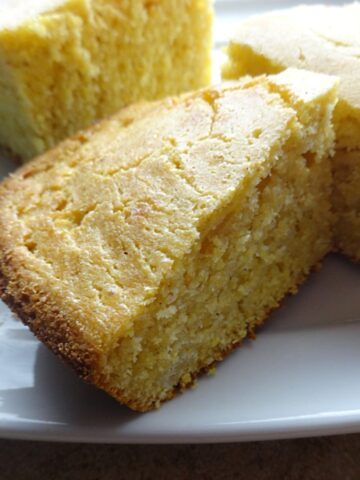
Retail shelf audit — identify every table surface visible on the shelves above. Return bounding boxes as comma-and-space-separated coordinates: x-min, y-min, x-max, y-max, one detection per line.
2, 435, 360, 479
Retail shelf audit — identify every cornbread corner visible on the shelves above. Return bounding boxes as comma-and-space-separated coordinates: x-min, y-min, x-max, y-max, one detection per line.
0, 69, 337, 411
222, 2, 360, 261
0, 0, 213, 162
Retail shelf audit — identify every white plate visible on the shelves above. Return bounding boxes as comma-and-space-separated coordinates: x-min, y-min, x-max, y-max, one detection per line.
0, 0, 358, 444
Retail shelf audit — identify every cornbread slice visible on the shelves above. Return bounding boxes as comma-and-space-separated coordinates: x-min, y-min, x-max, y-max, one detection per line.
222, 2, 360, 261
0, 69, 337, 411
0, 0, 213, 161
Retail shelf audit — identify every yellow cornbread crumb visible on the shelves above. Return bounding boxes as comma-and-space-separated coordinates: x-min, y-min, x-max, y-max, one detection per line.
0, 0, 213, 161
222, 3, 360, 261
0, 69, 337, 411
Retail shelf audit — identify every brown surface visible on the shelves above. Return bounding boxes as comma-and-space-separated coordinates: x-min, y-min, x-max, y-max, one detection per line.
2, 436, 360, 479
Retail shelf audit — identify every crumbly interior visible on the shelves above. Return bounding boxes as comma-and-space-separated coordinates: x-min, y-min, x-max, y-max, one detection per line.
107, 147, 332, 409
0, 0, 213, 160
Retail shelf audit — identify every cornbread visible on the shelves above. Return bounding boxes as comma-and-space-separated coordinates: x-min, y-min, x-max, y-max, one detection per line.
332, 150, 360, 261
0, 69, 337, 411
0, 0, 213, 161
222, 2, 360, 261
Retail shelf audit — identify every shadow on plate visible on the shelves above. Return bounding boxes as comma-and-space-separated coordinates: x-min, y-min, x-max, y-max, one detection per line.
0, 344, 139, 426
258, 254, 360, 334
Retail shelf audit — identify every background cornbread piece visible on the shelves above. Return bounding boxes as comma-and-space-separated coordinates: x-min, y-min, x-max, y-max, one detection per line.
222, 2, 360, 261
0, 0, 213, 161
333, 150, 360, 261
0, 69, 337, 411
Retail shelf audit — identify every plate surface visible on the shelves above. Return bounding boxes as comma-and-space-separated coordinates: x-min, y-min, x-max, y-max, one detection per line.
0, 0, 359, 444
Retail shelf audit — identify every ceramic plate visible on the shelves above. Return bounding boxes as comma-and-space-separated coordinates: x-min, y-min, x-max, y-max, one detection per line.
1, 0, 359, 444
